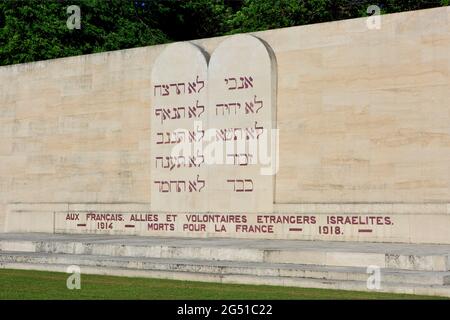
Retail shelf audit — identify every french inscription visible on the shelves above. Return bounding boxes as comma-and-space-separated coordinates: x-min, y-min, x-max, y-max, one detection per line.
58, 211, 395, 239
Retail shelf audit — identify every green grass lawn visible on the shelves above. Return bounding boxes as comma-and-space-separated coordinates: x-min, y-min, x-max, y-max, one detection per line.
0, 268, 447, 300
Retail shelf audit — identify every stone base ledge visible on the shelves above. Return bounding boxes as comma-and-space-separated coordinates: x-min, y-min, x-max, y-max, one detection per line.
3, 202, 450, 244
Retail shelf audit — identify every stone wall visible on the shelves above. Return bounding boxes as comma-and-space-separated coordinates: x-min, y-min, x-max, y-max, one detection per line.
0, 7, 449, 243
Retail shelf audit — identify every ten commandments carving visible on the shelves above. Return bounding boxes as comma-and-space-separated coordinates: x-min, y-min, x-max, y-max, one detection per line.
151, 35, 277, 213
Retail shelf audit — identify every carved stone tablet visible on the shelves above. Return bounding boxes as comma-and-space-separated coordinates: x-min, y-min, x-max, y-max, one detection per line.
151, 42, 209, 212
207, 35, 277, 213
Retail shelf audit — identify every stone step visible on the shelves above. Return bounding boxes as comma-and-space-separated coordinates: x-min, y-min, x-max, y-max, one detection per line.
1, 251, 450, 286
0, 252, 449, 298
0, 233, 449, 271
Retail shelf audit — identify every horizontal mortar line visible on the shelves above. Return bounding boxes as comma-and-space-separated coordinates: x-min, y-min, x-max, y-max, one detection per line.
7, 202, 450, 205
8, 202, 152, 205
275, 202, 450, 205
47, 211, 450, 216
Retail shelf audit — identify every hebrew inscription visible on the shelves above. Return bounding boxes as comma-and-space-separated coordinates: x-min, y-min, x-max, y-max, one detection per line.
151, 36, 277, 213
208, 35, 277, 213
151, 42, 209, 212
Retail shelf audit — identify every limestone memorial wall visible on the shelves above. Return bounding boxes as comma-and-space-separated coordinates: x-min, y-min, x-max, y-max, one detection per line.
0, 7, 449, 244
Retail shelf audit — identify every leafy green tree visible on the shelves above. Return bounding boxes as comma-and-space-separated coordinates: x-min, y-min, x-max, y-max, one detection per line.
135, 0, 232, 41
0, 0, 169, 65
226, 0, 448, 34
381, 0, 449, 12
0, 0, 448, 66
227, 0, 338, 33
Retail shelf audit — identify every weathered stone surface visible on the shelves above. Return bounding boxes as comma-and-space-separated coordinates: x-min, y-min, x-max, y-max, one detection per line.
0, 7, 449, 243
150, 42, 209, 212
1, 233, 450, 296
207, 34, 277, 213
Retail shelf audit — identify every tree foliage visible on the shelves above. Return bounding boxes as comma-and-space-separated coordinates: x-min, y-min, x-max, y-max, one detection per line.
0, 0, 448, 66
